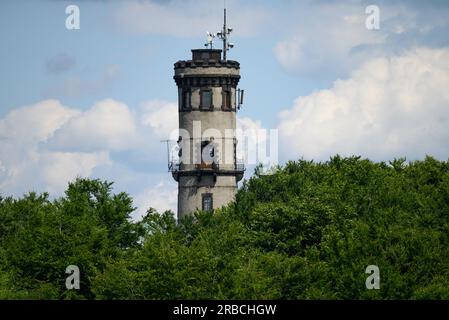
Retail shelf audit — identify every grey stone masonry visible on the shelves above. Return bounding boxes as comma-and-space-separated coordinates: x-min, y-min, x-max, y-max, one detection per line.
172, 49, 244, 219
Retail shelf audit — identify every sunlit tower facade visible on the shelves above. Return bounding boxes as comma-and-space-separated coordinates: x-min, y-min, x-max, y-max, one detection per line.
169, 9, 245, 219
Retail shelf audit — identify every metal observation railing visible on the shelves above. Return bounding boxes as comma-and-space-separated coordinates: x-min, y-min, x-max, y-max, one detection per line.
169, 161, 245, 173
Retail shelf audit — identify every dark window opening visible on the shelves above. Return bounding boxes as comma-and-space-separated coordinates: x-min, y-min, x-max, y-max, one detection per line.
200, 90, 212, 110
202, 193, 213, 212
222, 89, 232, 110
182, 89, 191, 111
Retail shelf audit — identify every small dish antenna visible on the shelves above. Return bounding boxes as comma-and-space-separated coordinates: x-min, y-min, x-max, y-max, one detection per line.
204, 31, 216, 49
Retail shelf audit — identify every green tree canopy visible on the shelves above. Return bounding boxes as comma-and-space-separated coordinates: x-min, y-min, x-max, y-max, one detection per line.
1, 156, 449, 299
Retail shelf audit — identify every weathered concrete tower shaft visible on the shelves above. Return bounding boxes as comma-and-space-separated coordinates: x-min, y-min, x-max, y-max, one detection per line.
171, 48, 244, 219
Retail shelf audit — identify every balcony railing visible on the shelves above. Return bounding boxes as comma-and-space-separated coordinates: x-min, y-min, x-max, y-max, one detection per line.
168, 161, 180, 173
169, 161, 245, 173
235, 163, 245, 171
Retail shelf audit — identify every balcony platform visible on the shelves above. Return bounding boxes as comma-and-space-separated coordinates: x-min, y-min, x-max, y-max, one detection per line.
169, 162, 245, 182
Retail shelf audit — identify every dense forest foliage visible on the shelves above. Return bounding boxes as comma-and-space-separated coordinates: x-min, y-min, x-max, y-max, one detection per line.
1, 156, 449, 299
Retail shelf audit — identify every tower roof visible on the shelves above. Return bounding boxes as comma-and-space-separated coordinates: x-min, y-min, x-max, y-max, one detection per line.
192, 49, 222, 62
174, 49, 239, 69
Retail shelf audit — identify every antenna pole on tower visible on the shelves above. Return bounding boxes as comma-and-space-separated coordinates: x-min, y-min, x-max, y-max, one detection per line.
215, 3, 233, 61
223, 7, 227, 61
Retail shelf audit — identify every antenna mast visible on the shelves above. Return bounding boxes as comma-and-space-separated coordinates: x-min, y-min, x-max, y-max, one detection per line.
217, 3, 233, 61
223, 7, 227, 61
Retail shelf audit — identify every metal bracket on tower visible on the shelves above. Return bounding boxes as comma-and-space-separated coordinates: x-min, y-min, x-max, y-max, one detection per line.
237, 88, 244, 110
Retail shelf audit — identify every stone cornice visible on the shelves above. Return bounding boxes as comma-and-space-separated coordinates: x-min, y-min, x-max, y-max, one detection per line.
174, 60, 240, 69
174, 75, 240, 87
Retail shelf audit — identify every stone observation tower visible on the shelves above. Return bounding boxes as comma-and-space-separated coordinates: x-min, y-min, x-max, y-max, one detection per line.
169, 8, 245, 219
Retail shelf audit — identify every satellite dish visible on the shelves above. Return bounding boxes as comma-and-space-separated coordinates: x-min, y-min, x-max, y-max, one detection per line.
204, 32, 216, 49
206, 32, 214, 43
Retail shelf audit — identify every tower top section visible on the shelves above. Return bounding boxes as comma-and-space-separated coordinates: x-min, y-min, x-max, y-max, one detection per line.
192, 49, 222, 62
174, 6, 237, 68
173, 49, 240, 70
173, 6, 240, 87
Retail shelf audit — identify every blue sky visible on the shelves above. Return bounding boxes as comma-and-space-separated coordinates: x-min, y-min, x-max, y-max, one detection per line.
1, 0, 449, 218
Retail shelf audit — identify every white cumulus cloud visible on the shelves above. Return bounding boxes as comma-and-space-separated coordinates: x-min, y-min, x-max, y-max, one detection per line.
278, 47, 449, 162
140, 100, 178, 138
47, 99, 138, 152
0, 98, 181, 219
0, 99, 79, 143
40, 151, 111, 194
133, 180, 178, 221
